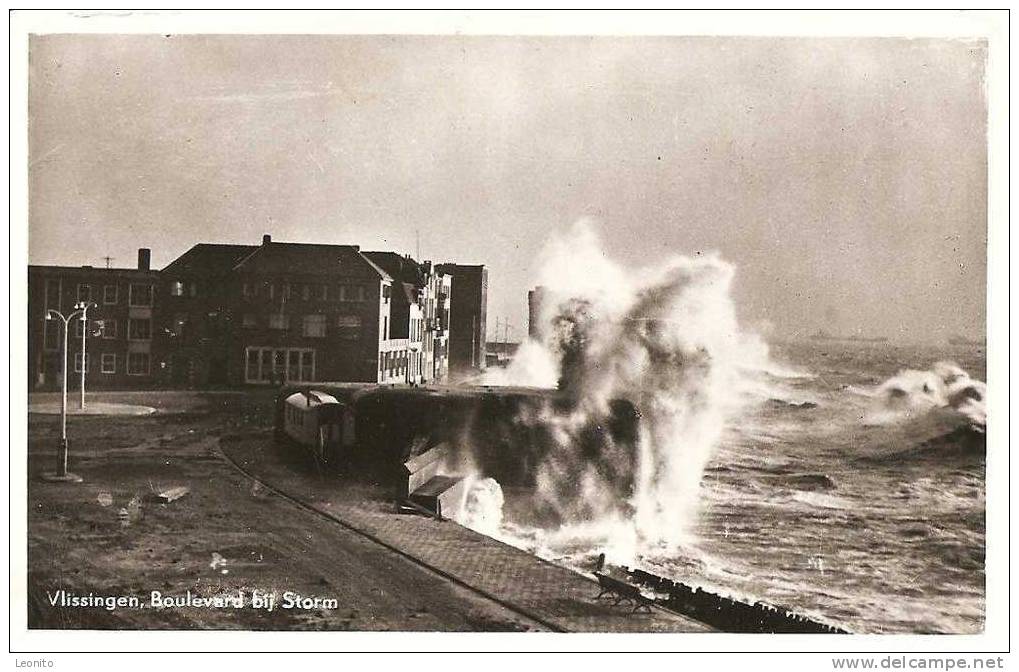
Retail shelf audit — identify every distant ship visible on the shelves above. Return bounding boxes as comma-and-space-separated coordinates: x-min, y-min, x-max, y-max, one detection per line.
810, 330, 889, 343
947, 335, 985, 346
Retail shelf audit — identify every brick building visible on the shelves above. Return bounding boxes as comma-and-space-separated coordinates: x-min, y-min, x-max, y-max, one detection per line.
160, 235, 404, 387
28, 249, 161, 390
158, 235, 453, 387
29, 236, 469, 390
435, 263, 488, 377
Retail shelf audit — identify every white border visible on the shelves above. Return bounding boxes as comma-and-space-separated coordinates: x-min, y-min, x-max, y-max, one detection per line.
7, 9, 1011, 657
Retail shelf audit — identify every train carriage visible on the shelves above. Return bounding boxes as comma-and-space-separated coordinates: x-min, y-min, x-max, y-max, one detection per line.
280, 390, 353, 465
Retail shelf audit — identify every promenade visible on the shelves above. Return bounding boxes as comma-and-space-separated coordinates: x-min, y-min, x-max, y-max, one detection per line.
221, 436, 711, 633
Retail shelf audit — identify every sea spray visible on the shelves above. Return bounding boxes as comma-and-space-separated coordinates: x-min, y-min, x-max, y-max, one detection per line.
456, 477, 505, 537
481, 220, 778, 554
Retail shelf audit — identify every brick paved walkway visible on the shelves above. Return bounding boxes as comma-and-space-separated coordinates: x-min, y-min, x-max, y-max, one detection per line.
221, 436, 712, 633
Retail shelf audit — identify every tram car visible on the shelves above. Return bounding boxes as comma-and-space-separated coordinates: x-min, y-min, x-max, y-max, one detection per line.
278, 390, 355, 465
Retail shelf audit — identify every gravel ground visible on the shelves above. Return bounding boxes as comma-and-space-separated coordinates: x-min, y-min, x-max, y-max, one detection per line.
26, 390, 545, 631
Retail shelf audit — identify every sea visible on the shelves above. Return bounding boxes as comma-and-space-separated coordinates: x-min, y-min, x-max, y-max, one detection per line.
495, 339, 987, 634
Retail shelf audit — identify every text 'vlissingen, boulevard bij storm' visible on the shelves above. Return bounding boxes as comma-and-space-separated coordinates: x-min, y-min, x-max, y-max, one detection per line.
46, 589, 339, 612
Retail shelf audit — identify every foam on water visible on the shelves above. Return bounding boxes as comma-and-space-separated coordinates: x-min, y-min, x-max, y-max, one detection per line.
456, 222, 985, 633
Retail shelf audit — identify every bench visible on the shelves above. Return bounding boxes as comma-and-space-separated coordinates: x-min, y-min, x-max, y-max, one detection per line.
593, 572, 654, 613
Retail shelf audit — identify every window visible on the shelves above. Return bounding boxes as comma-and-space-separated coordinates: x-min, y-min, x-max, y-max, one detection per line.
245, 349, 259, 382
73, 352, 89, 373
127, 352, 150, 375
303, 315, 326, 338
337, 315, 361, 340
357, 286, 367, 302
77, 283, 91, 302
268, 283, 276, 300
128, 318, 152, 341
169, 281, 184, 297
242, 313, 257, 328
301, 351, 314, 381
382, 285, 391, 303
101, 319, 117, 339
319, 284, 328, 301
43, 321, 58, 351
269, 314, 290, 330
383, 316, 388, 340
104, 285, 119, 304
45, 279, 61, 308
260, 350, 273, 381
301, 285, 311, 301
129, 283, 153, 307
244, 347, 315, 383
282, 283, 292, 300
74, 318, 89, 339
101, 353, 116, 374
243, 282, 255, 298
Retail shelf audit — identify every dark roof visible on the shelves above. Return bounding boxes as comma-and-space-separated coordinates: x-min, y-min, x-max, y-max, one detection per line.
161, 244, 257, 274
236, 243, 390, 279
162, 242, 392, 280
362, 251, 426, 286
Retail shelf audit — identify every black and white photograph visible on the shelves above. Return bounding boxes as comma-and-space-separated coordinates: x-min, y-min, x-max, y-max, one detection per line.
9, 8, 1010, 660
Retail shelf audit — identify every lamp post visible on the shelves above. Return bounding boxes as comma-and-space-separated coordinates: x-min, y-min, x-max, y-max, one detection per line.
41, 301, 91, 483
77, 300, 97, 410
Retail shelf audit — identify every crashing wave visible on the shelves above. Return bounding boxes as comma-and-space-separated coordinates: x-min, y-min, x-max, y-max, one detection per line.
872, 361, 986, 430
477, 220, 779, 554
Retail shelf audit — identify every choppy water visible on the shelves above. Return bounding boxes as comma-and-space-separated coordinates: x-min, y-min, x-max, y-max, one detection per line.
499, 340, 986, 634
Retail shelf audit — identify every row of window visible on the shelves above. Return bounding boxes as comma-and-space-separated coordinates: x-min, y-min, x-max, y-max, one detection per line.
244, 347, 315, 384
72, 352, 151, 375
380, 349, 413, 377
44, 318, 151, 350
243, 313, 363, 339
73, 283, 153, 307
241, 282, 370, 303
410, 317, 425, 342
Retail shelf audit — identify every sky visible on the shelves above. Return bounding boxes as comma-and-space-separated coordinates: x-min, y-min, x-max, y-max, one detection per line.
27, 34, 987, 343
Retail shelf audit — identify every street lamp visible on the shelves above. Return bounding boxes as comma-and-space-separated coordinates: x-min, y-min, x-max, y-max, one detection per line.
40, 300, 93, 483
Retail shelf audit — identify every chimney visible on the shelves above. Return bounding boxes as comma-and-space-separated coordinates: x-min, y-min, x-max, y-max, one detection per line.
262, 234, 272, 245
137, 248, 151, 271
